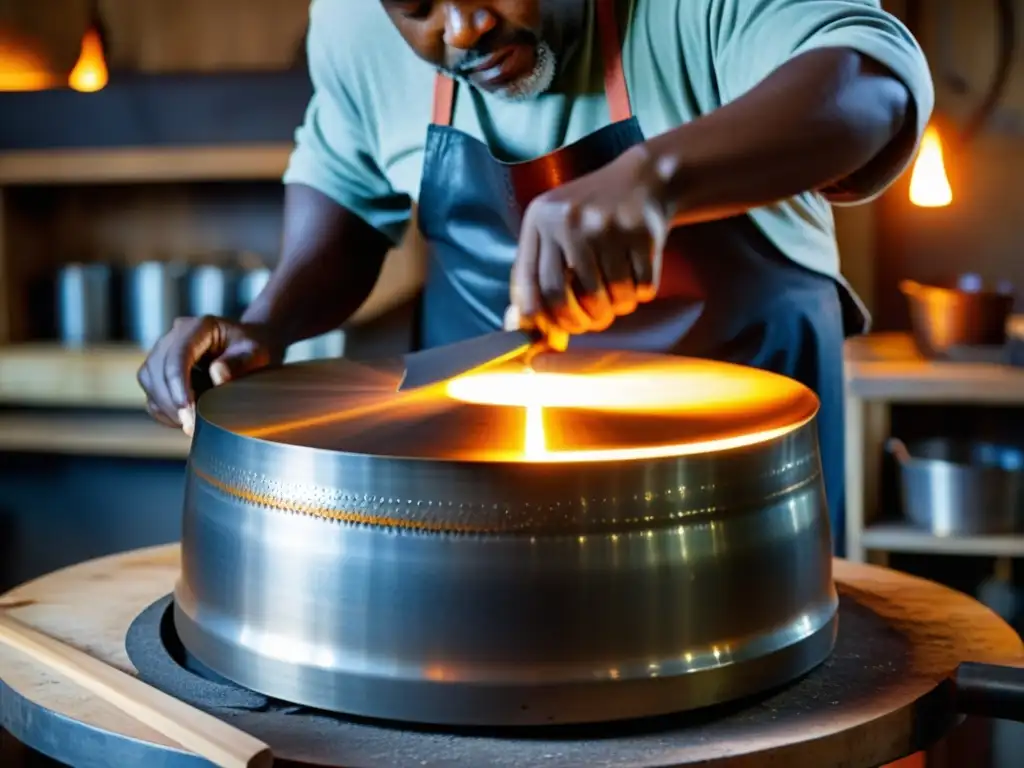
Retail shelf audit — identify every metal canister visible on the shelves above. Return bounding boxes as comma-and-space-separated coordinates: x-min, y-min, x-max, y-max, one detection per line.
124, 261, 187, 350
187, 265, 233, 319
283, 330, 346, 363
237, 268, 272, 316
56, 263, 112, 347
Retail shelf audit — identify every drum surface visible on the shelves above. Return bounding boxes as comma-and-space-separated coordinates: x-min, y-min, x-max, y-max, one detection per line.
176, 350, 835, 725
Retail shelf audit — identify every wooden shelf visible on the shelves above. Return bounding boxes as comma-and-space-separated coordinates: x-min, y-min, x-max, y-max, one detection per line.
0, 411, 189, 459
844, 331, 1024, 403
0, 344, 146, 408
0, 144, 293, 185
861, 522, 1024, 558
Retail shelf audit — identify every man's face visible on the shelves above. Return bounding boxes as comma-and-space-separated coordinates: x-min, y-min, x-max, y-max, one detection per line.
381, 1, 559, 101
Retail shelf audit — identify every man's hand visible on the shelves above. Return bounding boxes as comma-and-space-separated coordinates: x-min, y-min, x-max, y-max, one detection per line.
509, 145, 670, 337
137, 317, 285, 436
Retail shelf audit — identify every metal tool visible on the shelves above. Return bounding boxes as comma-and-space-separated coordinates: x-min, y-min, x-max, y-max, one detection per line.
397, 327, 543, 391
398, 309, 571, 391
175, 349, 836, 727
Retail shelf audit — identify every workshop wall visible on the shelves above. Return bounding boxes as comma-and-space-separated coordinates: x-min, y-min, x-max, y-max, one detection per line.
867, 0, 1024, 329
0, 0, 310, 76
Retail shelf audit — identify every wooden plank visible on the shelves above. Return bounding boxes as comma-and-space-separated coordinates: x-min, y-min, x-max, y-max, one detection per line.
0, 145, 293, 185
103, 0, 309, 73
0, 343, 145, 408
844, 332, 1024, 403
862, 522, 1024, 558
0, 411, 189, 458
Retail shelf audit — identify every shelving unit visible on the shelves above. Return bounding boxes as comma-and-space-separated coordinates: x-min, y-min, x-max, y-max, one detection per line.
0, 140, 289, 457
844, 331, 1024, 563
0, 144, 293, 186
0, 410, 189, 459
0, 134, 425, 461
0, 343, 146, 408
859, 522, 1024, 558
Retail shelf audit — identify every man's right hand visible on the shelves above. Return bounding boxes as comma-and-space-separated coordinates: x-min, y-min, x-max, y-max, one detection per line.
137, 316, 284, 436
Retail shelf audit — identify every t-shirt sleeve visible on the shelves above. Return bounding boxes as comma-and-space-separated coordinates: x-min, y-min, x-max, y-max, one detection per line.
708, 0, 935, 204
282, 0, 412, 243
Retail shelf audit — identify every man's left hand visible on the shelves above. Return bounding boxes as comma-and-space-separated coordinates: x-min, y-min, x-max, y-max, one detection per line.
507, 145, 671, 338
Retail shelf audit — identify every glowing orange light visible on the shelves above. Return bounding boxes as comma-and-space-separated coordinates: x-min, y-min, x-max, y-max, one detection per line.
909, 124, 952, 208
0, 33, 55, 91
68, 26, 108, 93
445, 364, 815, 463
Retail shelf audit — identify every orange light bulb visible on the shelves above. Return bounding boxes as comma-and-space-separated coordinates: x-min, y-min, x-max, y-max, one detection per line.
0, 32, 54, 91
69, 26, 108, 93
909, 124, 953, 208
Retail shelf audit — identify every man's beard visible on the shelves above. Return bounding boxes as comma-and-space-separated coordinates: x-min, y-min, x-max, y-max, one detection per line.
441, 39, 558, 102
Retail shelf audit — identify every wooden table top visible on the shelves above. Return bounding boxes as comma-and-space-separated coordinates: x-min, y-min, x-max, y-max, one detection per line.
1, 545, 1021, 767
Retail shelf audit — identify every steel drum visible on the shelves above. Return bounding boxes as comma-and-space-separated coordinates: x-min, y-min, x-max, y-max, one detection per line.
174, 349, 838, 726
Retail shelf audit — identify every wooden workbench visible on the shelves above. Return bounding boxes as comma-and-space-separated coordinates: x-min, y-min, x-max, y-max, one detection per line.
1, 545, 1022, 767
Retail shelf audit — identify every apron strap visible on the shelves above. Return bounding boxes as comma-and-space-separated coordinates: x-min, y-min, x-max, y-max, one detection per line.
595, 0, 633, 123
432, 73, 456, 127
430, 0, 633, 126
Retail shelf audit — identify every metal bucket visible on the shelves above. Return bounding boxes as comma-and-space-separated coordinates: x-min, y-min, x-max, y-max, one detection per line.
173, 351, 838, 727
888, 437, 1024, 536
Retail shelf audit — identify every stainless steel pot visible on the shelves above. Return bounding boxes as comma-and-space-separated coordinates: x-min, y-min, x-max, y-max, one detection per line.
236, 267, 271, 314
56, 263, 111, 347
124, 261, 188, 349
174, 350, 837, 727
888, 437, 1024, 536
186, 265, 234, 319
900, 275, 1016, 358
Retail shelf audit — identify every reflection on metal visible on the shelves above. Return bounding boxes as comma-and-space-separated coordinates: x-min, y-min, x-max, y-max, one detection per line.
175, 350, 837, 726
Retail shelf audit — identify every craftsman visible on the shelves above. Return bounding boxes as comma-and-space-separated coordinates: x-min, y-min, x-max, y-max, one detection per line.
137, 0, 934, 553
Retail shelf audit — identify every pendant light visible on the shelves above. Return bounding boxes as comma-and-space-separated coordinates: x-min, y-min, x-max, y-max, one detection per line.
69, 0, 109, 93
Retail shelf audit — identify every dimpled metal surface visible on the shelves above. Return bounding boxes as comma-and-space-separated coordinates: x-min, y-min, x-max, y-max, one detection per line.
174, 350, 838, 726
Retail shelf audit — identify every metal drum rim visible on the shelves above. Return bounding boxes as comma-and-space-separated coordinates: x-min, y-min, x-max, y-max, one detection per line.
186, 417, 824, 535
191, 408, 820, 468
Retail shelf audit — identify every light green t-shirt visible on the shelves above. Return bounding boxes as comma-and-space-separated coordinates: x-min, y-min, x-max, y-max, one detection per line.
283, 0, 933, 286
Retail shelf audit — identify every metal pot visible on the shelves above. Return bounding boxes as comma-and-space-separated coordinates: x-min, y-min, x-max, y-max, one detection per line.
124, 261, 188, 350
888, 437, 1024, 536
236, 267, 271, 315
186, 265, 234, 319
173, 351, 837, 727
55, 263, 112, 347
900, 275, 1015, 359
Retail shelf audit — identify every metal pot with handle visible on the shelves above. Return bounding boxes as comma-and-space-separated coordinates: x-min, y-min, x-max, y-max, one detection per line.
900, 275, 1016, 359
887, 436, 1024, 536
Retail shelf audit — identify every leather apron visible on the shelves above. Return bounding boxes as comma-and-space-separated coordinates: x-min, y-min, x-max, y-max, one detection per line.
415, 0, 855, 554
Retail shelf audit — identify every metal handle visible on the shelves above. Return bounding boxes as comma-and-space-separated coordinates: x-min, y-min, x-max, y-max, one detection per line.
955, 662, 1024, 722
885, 437, 913, 467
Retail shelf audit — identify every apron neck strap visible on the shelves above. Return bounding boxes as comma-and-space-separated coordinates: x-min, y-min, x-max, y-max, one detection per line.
431, 0, 632, 127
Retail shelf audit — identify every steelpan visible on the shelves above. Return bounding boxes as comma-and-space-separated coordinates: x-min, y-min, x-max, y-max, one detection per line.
174, 349, 837, 726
